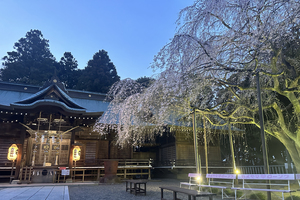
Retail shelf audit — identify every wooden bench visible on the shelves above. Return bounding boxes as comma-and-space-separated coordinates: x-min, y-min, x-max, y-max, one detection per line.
160, 186, 216, 200
232, 174, 295, 200
125, 179, 147, 195
199, 174, 236, 199
180, 173, 201, 189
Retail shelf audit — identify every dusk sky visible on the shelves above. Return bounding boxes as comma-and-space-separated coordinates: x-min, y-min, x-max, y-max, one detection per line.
0, 0, 194, 80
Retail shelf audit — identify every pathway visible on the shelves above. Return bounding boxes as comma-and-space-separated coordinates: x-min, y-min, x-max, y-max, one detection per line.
0, 186, 69, 200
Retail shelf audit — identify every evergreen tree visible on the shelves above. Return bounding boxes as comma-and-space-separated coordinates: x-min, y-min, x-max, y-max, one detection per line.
76, 50, 120, 93
136, 76, 155, 88
1, 29, 56, 85
57, 52, 79, 89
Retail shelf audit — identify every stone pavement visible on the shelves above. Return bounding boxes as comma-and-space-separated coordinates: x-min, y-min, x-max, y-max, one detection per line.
0, 186, 69, 200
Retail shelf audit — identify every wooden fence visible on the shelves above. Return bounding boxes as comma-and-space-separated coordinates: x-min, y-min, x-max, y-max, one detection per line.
1, 159, 152, 183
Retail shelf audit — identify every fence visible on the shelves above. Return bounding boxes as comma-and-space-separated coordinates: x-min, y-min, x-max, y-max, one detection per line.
154, 159, 228, 168
227, 165, 294, 174
154, 160, 294, 175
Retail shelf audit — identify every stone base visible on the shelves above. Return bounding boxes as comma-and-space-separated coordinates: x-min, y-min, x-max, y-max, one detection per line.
11, 180, 20, 184
99, 174, 121, 184
66, 178, 73, 183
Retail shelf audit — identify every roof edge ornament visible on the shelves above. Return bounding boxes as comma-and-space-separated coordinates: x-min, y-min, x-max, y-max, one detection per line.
40, 76, 67, 93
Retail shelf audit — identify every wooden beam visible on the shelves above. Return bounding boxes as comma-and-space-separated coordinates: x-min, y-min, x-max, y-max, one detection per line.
15, 126, 26, 179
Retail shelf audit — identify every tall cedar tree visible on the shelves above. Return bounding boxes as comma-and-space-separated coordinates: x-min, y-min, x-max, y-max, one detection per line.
76, 50, 120, 93
57, 52, 79, 89
1, 29, 56, 85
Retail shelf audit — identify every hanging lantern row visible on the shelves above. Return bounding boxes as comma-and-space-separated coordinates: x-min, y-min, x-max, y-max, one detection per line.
1, 121, 94, 126
69, 116, 94, 120
2, 120, 18, 123
80, 124, 91, 127
0, 111, 27, 115
0, 111, 95, 120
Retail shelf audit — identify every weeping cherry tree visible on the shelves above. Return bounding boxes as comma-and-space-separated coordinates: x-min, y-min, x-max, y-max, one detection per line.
94, 0, 300, 172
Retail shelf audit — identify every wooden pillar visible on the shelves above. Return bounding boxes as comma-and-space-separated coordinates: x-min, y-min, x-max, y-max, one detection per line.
148, 168, 151, 180
70, 129, 75, 145
14, 144, 23, 180
15, 127, 26, 179
26, 138, 33, 166
203, 116, 208, 176
69, 130, 76, 168
192, 109, 201, 174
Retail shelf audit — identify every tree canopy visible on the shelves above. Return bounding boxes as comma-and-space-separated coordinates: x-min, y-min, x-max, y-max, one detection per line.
136, 76, 155, 88
94, 0, 300, 172
1, 29, 55, 85
75, 50, 120, 93
56, 52, 79, 89
1, 30, 120, 93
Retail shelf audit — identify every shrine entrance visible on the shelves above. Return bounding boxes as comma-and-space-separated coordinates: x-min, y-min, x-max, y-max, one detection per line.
20, 112, 79, 167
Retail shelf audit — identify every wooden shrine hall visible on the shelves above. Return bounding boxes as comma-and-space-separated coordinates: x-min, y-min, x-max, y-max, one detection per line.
0, 78, 151, 183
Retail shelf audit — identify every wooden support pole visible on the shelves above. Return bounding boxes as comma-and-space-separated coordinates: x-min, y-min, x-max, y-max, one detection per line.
69, 130, 75, 168
148, 168, 151, 180
228, 119, 236, 172
69, 146, 74, 169
203, 116, 208, 177
192, 109, 201, 174
15, 143, 23, 180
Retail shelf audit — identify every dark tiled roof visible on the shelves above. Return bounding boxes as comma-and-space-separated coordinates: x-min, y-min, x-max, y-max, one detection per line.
0, 81, 109, 114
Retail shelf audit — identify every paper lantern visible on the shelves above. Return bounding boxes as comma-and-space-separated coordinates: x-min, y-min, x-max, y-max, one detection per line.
73, 146, 81, 161
7, 144, 18, 161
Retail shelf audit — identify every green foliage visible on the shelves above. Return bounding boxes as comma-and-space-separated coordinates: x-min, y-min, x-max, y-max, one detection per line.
285, 195, 300, 200
57, 52, 79, 89
249, 192, 266, 200
222, 189, 243, 197
1, 29, 55, 85
223, 189, 234, 196
211, 188, 219, 194
1, 30, 120, 93
236, 190, 243, 198
76, 50, 120, 93
136, 76, 155, 88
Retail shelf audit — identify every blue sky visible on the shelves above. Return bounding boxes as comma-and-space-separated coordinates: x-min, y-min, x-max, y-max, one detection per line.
0, 0, 194, 80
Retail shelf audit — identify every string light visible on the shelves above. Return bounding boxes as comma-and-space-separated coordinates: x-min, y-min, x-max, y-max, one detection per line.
0, 111, 97, 126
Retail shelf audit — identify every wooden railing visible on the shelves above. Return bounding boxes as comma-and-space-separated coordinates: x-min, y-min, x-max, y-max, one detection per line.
1, 159, 152, 183
227, 165, 291, 174
0, 166, 15, 181
58, 159, 152, 183
153, 159, 229, 168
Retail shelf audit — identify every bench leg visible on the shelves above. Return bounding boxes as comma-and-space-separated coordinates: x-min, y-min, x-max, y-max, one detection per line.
161, 188, 164, 200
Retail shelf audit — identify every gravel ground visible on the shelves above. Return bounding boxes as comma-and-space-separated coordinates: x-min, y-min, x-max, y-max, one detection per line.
69, 179, 223, 200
